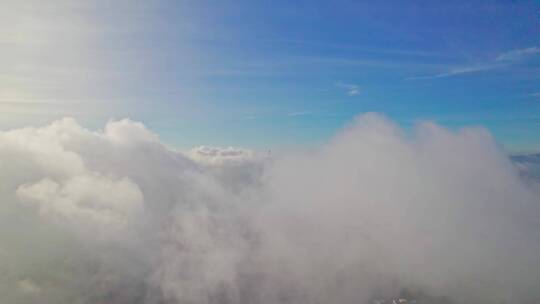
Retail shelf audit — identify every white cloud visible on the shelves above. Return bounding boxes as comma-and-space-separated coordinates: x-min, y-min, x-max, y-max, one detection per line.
348, 87, 360, 96
17, 174, 144, 237
17, 279, 41, 294
1, 115, 540, 303
187, 146, 255, 165
104, 118, 160, 145
408, 46, 540, 80
336, 83, 361, 96
496, 46, 540, 62
406, 64, 492, 80
287, 111, 312, 117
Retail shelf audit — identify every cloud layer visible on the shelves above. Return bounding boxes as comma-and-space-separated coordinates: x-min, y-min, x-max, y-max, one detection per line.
1, 114, 539, 304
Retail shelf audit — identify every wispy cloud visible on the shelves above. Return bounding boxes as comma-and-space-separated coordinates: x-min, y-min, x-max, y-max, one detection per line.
530, 92, 540, 97
269, 38, 444, 58
336, 83, 361, 96
287, 111, 313, 117
406, 65, 493, 80
407, 46, 540, 80
496, 47, 540, 62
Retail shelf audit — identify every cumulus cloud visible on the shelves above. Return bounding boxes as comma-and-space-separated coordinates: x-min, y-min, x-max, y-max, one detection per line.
1, 114, 539, 304
17, 174, 143, 237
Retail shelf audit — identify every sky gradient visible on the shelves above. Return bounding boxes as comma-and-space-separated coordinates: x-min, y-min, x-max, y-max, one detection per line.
2, 0, 540, 152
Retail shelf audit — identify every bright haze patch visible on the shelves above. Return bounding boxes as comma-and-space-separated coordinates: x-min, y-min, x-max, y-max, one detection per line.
1, 114, 539, 304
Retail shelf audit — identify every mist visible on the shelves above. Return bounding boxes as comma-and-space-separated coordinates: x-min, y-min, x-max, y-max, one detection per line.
1, 114, 539, 304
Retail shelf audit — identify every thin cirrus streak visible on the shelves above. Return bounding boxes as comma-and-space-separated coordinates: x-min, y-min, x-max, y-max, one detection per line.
406, 46, 540, 80
0, 114, 539, 304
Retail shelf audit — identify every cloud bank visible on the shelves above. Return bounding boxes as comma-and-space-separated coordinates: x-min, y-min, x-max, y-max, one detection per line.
1, 114, 539, 304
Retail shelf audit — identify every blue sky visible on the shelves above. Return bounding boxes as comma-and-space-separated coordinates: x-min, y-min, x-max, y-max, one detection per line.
2, 1, 540, 152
